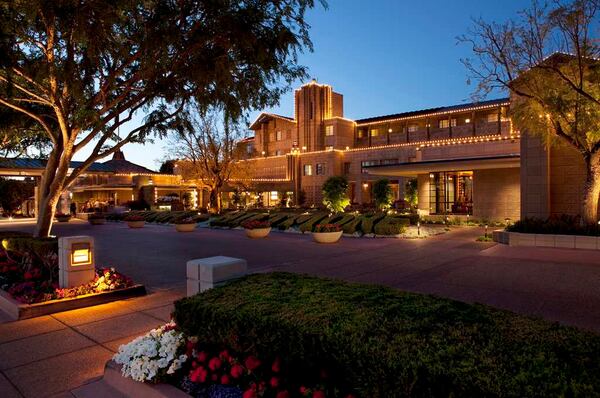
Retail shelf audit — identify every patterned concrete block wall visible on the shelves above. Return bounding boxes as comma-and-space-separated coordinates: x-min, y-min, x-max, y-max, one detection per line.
473, 168, 520, 222
549, 143, 587, 217
520, 134, 550, 219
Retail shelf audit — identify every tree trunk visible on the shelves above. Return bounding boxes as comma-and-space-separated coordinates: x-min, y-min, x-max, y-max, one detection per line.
34, 147, 72, 237
209, 187, 220, 213
582, 152, 600, 224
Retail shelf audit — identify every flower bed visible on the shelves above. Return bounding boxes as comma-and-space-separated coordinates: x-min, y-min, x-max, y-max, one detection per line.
164, 273, 600, 397
241, 220, 271, 230
106, 211, 207, 225
0, 238, 144, 318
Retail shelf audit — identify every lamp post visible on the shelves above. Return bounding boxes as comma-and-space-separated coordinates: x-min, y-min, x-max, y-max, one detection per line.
484, 224, 489, 238
417, 221, 421, 236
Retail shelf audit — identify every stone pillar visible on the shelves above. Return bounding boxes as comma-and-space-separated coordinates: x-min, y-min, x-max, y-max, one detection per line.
186, 256, 247, 296
417, 173, 431, 216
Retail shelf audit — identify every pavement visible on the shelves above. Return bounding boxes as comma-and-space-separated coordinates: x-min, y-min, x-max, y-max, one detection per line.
0, 219, 599, 397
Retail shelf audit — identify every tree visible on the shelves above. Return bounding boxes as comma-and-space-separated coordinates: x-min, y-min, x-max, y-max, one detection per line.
170, 109, 251, 213
322, 176, 349, 213
0, 0, 322, 237
373, 178, 393, 210
404, 178, 418, 208
159, 160, 176, 175
459, 0, 600, 223
0, 177, 34, 216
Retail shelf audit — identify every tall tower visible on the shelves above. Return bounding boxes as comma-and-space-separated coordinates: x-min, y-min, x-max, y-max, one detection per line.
294, 81, 343, 151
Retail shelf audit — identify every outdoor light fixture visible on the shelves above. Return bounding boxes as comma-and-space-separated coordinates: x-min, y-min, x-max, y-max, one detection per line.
302, 146, 307, 151
505, 218, 511, 226
465, 118, 471, 123
417, 221, 421, 236
362, 183, 369, 189
71, 242, 92, 266
429, 173, 435, 179
388, 128, 393, 133
345, 146, 350, 150
59, 236, 95, 288
485, 224, 489, 238
261, 151, 266, 155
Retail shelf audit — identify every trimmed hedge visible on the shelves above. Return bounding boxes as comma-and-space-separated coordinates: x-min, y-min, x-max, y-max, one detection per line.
360, 213, 386, 234
106, 210, 205, 224
298, 212, 328, 233
1, 236, 58, 256
174, 273, 600, 398
508, 215, 600, 236
373, 216, 409, 235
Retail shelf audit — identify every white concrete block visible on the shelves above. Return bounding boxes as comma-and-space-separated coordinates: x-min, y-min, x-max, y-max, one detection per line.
575, 236, 597, 250
187, 256, 247, 284
535, 234, 555, 248
554, 235, 575, 249
517, 233, 536, 247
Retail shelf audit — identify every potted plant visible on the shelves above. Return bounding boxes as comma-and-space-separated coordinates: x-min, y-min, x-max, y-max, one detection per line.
241, 219, 271, 239
55, 212, 71, 223
173, 217, 196, 232
88, 213, 106, 225
124, 215, 146, 229
312, 223, 343, 244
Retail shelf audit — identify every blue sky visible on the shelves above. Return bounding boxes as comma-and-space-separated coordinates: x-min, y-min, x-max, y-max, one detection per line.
75, 0, 532, 169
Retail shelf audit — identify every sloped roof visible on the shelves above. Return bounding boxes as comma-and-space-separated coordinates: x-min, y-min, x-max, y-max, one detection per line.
0, 150, 156, 174
249, 112, 296, 130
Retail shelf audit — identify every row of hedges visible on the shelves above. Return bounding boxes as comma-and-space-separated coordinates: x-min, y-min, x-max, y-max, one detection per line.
105, 211, 207, 224
507, 214, 600, 236
174, 273, 600, 397
210, 211, 412, 236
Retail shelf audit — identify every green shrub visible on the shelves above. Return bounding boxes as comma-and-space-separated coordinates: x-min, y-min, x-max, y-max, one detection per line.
372, 178, 393, 210
373, 216, 409, 235
268, 213, 292, 228
174, 273, 600, 398
2, 236, 58, 256
508, 215, 600, 236
360, 213, 385, 234
342, 216, 362, 234
322, 176, 350, 212
298, 213, 328, 233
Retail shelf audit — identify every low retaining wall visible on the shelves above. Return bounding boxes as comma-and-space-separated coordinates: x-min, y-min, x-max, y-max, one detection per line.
493, 230, 599, 250
103, 360, 190, 398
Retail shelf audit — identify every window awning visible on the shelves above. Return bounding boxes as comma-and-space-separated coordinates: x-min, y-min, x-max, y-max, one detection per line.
365, 154, 520, 177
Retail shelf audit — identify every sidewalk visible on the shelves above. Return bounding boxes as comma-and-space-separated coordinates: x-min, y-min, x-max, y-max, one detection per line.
0, 288, 183, 398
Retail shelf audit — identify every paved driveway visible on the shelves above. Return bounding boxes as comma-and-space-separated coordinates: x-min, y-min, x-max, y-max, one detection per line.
0, 220, 599, 397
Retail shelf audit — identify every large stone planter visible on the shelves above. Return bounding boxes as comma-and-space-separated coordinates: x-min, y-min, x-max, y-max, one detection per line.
89, 218, 106, 225
103, 360, 190, 398
245, 227, 271, 239
56, 216, 71, 223
175, 223, 196, 232
312, 230, 343, 244
127, 220, 146, 229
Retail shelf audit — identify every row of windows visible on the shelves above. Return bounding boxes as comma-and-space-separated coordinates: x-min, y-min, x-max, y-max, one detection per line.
301, 159, 398, 176
303, 163, 326, 176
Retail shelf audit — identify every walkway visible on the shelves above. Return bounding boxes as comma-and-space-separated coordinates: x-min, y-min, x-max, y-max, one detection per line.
0, 220, 599, 397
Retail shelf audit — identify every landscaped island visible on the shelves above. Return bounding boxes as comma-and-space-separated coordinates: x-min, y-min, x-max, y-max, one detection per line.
112, 273, 600, 398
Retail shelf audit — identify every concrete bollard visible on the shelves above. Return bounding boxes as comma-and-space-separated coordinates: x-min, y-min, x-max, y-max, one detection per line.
186, 256, 247, 297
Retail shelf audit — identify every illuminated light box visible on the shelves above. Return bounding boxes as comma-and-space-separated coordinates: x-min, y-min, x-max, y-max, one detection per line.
58, 236, 95, 288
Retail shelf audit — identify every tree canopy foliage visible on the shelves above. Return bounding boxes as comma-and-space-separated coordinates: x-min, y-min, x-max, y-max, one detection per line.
460, 0, 600, 223
0, 0, 324, 236
322, 176, 350, 213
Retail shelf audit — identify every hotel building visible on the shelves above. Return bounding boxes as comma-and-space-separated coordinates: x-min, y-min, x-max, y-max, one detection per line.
243, 80, 593, 222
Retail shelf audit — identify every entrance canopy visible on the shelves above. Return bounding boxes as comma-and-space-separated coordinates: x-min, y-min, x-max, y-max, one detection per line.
365, 154, 520, 177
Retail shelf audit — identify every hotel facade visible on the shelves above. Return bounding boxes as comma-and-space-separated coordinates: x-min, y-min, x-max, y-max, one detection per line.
242, 81, 589, 222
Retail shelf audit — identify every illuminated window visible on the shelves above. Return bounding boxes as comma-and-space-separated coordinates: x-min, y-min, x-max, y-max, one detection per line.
276, 130, 282, 141
270, 191, 279, 201
316, 163, 325, 175
325, 125, 334, 136
303, 164, 312, 176
361, 160, 379, 174
343, 162, 351, 175
370, 129, 379, 137
407, 124, 419, 133
487, 113, 499, 123
275, 150, 283, 156
439, 119, 457, 128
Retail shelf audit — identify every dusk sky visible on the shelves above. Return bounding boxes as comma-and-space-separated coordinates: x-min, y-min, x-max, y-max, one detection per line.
76, 0, 532, 170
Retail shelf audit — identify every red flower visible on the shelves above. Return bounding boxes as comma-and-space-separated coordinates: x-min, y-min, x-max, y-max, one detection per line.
243, 389, 257, 398
270, 377, 279, 388
230, 363, 244, 378
276, 391, 290, 398
244, 355, 261, 371
221, 374, 231, 385
196, 351, 208, 363
271, 357, 281, 373
219, 350, 231, 362
208, 357, 222, 371
313, 391, 326, 398
189, 366, 208, 383
211, 374, 218, 382
299, 386, 308, 395
24, 272, 32, 280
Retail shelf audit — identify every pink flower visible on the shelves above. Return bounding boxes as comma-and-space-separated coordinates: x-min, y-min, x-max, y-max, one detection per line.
270, 376, 279, 388
196, 351, 208, 363
221, 374, 231, 385
189, 366, 207, 383
276, 391, 290, 398
243, 389, 257, 398
313, 391, 326, 398
271, 357, 281, 373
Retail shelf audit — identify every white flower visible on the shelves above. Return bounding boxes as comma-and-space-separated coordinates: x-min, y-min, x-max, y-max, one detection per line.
113, 322, 188, 382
